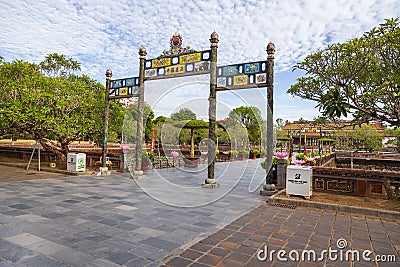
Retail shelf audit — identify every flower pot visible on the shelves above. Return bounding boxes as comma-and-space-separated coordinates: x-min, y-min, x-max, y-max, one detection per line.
141, 160, 150, 172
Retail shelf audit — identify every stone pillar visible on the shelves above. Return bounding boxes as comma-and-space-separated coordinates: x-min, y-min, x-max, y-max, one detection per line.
261, 42, 276, 194
277, 158, 287, 189
205, 31, 219, 186
134, 46, 147, 176
101, 69, 112, 174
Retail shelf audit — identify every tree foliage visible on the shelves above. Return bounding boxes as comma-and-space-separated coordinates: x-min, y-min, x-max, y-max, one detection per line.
122, 102, 154, 143
227, 106, 264, 146
384, 127, 400, 152
0, 55, 124, 160
288, 18, 400, 126
170, 108, 196, 121
335, 125, 383, 152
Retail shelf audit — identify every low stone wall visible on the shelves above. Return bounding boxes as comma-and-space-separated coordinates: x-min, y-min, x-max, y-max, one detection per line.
335, 157, 400, 172
312, 167, 400, 197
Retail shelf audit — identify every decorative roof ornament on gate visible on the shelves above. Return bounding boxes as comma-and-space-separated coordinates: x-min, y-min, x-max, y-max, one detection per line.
161, 33, 196, 57
144, 33, 211, 80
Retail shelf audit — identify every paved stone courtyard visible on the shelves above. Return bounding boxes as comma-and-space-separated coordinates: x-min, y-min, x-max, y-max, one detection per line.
0, 160, 399, 266
0, 160, 265, 266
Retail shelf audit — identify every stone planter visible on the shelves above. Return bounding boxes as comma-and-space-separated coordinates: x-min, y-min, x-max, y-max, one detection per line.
183, 157, 199, 168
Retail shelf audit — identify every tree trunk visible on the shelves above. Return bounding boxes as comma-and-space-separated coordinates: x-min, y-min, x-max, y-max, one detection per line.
383, 178, 400, 201
40, 139, 67, 162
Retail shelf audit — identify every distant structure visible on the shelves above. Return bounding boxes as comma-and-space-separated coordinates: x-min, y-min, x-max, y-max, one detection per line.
282, 119, 386, 147
120, 97, 138, 108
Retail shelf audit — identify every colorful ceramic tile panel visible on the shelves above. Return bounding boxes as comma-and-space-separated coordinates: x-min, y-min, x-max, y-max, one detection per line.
112, 79, 123, 88
244, 62, 260, 74
152, 57, 171, 68
119, 87, 128, 96
165, 64, 185, 75
109, 76, 139, 99
223, 66, 239, 76
233, 74, 248, 86
144, 50, 211, 79
216, 60, 268, 90
180, 52, 201, 64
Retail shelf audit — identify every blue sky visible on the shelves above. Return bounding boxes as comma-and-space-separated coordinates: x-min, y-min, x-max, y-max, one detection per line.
1, 0, 399, 121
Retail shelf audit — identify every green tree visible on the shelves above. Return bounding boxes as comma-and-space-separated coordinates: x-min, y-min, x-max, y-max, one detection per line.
122, 102, 154, 143
384, 127, 400, 152
0, 55, 124, 160
173, 120, 209, 146
227, 106, 264, 146
335, 125, 383, 152
170, 108, 196, 121
225, 122, 249, 149
39, 53, 81, 78
288, 18, 400, 126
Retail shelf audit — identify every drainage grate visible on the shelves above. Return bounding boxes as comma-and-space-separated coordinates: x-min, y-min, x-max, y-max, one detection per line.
267, 202, 297, 209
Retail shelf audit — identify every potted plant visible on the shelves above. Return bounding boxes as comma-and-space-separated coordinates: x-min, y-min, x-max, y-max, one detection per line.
238, 149, 249, 160
141, 150, 154, 172
294, 153, 306, 165
228, 150, 239, 161
250, 148, 260, 159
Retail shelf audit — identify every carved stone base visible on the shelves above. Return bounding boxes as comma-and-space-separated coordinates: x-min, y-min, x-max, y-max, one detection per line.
202, 183, 219, 189
133, 170, 144, 176
130, 170, 145, 179
202, 178, 219, 188
260, 183, 278, 196
99, 167, 111, 176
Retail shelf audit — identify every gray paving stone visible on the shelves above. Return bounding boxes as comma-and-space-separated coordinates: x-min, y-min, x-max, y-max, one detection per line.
0, 258, 14, 267
50, 247, 96, 266
4, 233, 45, 247
0, 242, 37, 263
82, 258, 121, 267
125, 256, 154, 267
1, 161, 398, 266
132, 226, 167, 237
25, 239, 69, 255
140, 237, 180, 251
83, 232, 112, 242
128, 243, 167, 261
8, 204, 32, 210
100, 249, 139, 265
2, 209, 29, 217
18, 254, 69, 267
0, 225, 24, 239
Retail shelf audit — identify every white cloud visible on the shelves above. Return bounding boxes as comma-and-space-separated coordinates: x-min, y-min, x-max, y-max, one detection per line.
1, 0, 399, 121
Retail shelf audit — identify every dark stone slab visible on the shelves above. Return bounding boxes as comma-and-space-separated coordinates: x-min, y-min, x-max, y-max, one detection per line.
101, 250, 139, 265
140, 237, 180, 251
2, 210, 29, 216
18, 254, 68, 267
8, 204, 32, 210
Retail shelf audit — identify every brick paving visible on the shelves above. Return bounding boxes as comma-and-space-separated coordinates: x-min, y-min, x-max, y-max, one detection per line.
165, 203, 400, 267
